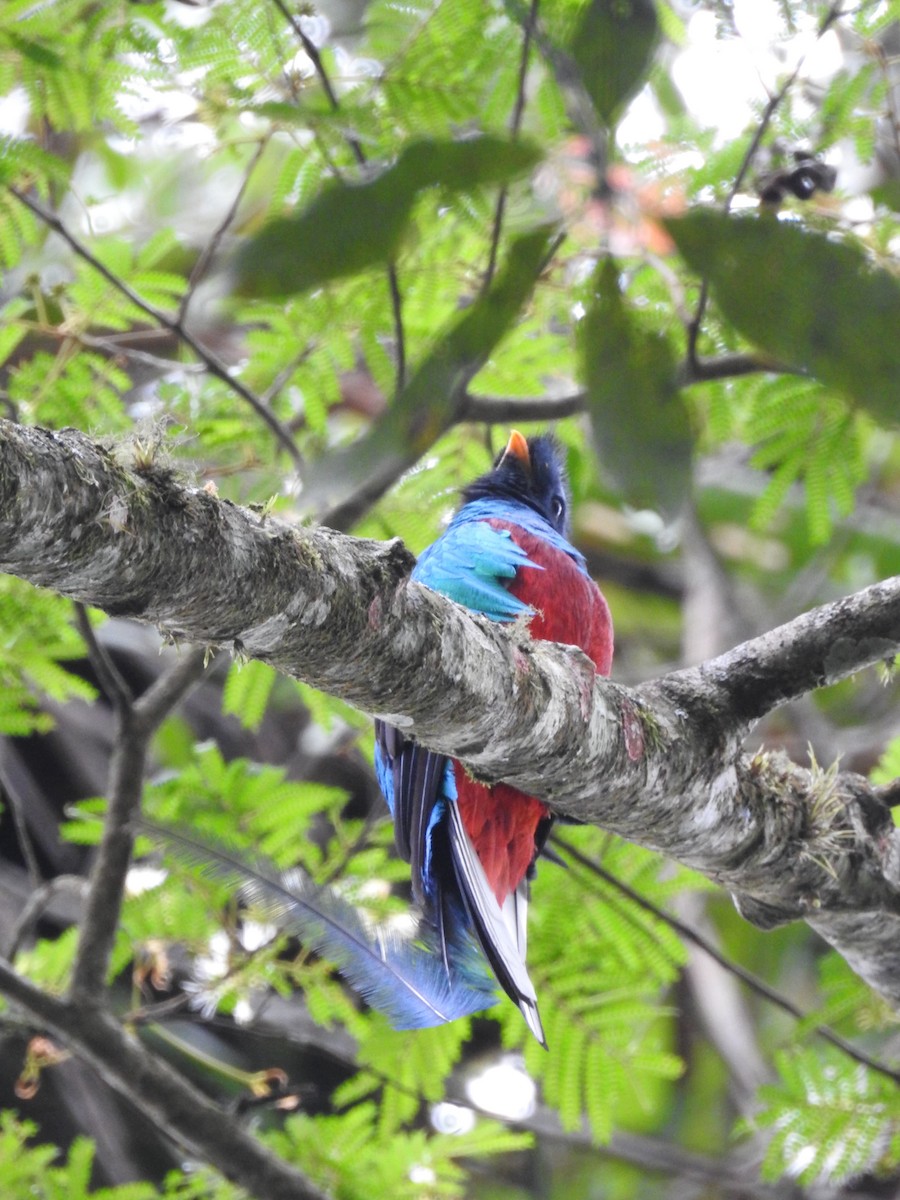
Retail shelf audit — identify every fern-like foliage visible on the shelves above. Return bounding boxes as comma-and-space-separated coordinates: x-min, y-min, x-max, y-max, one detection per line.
796, 951, 896, 1038
0, 1, 139, 137
221, 659, 278, 732
136, 742, 352, 871
64, 744, 411, 1026
267, 1100, 530, 1200
366, 0, 522, 138
742, 377, 867, 544
501, 831, 695, 1141
0, 581, 96, 735
337, 1020, 478, 1134
745, 1047, 900, 1187
357, 425, 494, 554
0, 1114, 161, 1200
4, 0, 900, 1192
8, 350, 133, 432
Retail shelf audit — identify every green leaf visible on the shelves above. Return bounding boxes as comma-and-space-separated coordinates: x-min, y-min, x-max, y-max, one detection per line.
234, 135, 540, 297
666, 211, 900, 425
580, 257, 691, 516
568, 0, 659, 127
222, 659, 277, 732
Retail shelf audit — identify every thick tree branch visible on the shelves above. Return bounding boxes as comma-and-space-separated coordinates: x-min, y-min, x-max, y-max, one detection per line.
0, 960, 329, 1200
1, 421, 900, 1011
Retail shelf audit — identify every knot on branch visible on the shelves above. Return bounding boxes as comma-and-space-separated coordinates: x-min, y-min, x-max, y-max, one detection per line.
731, 750, 900, 929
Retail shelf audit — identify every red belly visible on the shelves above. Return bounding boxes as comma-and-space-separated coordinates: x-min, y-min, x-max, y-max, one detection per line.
455, 520, 613, 905
455, 771, 547, 906
490, 520, 613, 675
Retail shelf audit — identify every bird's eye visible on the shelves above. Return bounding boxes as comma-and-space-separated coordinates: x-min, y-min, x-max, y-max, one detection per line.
551, 495, 566, 524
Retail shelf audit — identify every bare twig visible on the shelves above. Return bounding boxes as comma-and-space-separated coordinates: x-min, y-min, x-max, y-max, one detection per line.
462, 347, 784, 421
79, 332, 206, 374
1, 773, 42, 890
261, 341, 317, 408
677, 352, 795, 385
686, 1, 846, 367
463, 388, 588, 422
73, 603, 134, 713
7, 187, 303, 471
386, 267, 406, 391
5, 876, 87, 961
269, 0, 408, 390
0, 959, 330, 1200
269, 0, 365, 165
178, 135, 271, 323
482, 0, 540, 292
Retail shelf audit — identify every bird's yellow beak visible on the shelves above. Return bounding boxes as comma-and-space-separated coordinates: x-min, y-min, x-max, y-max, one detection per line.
501, 429, 531, 471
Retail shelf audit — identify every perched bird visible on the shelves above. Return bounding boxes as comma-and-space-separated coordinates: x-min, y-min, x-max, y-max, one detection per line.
375, 431, 614, 1044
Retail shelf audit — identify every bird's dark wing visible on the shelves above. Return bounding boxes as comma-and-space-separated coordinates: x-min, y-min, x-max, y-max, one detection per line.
374, 719, 446, 908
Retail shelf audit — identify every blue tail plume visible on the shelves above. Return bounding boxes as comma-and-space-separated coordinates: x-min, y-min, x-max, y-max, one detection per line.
136, 818, 497, 1030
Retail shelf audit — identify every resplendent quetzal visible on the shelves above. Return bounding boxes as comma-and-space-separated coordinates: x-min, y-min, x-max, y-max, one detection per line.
375, 431, 614, 1045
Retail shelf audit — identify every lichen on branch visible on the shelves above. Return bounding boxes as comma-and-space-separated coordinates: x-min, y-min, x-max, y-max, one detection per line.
1, 419, 900, 1007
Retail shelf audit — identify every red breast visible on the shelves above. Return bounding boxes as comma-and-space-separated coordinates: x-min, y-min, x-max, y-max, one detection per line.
456, 519, 613, 906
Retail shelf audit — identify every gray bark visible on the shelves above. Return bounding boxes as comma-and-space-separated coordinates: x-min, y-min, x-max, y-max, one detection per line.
1, 420, 900, 1008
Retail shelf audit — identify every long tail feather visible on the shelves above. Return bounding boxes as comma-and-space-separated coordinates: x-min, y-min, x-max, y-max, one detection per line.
444, 802, 546, 1047
135, 818, 497, 1030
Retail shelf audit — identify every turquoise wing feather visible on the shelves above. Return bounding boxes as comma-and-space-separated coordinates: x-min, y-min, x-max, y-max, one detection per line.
412, 514, 541, 621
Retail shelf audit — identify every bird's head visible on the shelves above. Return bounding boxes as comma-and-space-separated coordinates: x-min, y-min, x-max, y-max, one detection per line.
461, 430, 571, 534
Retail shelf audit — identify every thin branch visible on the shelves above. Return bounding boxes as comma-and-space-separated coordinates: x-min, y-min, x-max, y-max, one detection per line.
462, 349, 788, 421
677, 352, 796, 386
5, 876, 87, 961
178, 135, 270, 323
132, 644, 210, 734
520, 1106, 873, 1200
69, 647, 208, 1003
269, 0, 365, 165
554, 835, 900, 1088
2, 773, 42, 890
7, 187, 303, 472
462, 388, 588, 422
260, 340, 317, 408
386, 266, 406, 391
165, 998, 776, 1198
685, 1, 846, 366
269, 0, 408, 391
79, 333, 206, 374
73, 603, 134, 713
320, 458, 411, 532
228, 989, 834, 1200
316, 230, 563, 526
482, 0, 539, 293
